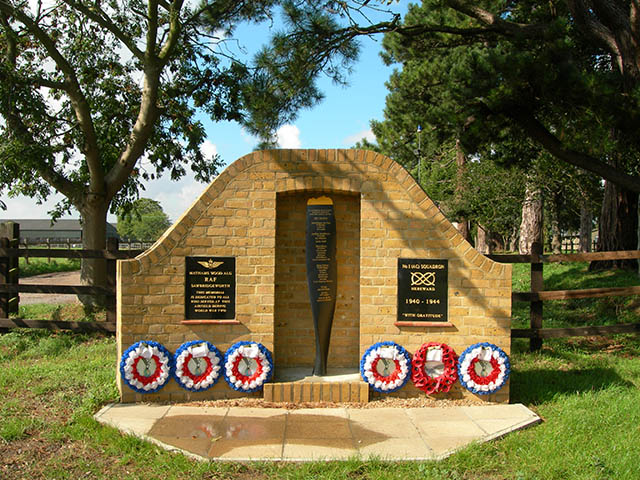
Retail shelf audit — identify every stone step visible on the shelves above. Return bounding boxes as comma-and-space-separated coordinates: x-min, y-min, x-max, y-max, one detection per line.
263, 382, 369, 403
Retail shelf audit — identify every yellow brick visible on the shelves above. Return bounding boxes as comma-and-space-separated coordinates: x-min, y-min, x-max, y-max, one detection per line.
293, 383, 303, 402
302, 383, 312, 402
341, 383, 350, 402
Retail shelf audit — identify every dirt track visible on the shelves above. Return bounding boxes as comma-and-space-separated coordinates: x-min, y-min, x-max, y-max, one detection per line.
19, 271, 82, 305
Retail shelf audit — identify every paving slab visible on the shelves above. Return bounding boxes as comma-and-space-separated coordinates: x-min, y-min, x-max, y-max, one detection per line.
94, 403, 541, 461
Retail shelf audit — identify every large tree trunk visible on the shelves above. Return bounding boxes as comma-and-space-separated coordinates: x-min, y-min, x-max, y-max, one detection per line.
548, 192, 562, 254
519, 184, 544, 255
476, 224, 490, 254
455, 220, 471, 244
590, 180, 639, 270
80, 200, 109, 306
508, 226, 518, 252
579, 200, 592, 252
454, 140, 472, 243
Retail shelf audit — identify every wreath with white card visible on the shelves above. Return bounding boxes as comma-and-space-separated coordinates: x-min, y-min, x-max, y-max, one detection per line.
360, 341, 412, 393
411, 342, 458, 395
223, 341, 273, 393
173, 340, 223, 392
120, 341, 172, 394
457, 342, 510, 395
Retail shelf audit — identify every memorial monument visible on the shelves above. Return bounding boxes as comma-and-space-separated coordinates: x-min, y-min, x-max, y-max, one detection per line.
116, 149, 512, 404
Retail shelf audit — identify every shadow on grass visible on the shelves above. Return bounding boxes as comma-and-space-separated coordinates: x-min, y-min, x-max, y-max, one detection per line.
509, 366, 634, 405
544, 263, 639, 291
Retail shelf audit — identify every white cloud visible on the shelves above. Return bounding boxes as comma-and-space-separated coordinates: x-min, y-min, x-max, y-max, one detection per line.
200, 139, 218, 159
1, 193, 77, 220
342, 129, 376, 146
240, 128, 258, 146
276, 124, 301, 148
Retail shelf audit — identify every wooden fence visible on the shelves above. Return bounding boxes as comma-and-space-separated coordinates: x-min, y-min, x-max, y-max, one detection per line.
488, 242, 640, 351
0, 235, 143, 333
1, 231, 638, 348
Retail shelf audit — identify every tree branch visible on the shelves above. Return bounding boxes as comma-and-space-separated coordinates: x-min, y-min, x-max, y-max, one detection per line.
103, 0, 177, 200
445, 0, 552, 38
566, 0, 621, 63
146, 0, 159, 58
26, 75, 66, 90
0, 0, 103, 192
61, 0, 145, 61
508, 109, 640, 193
158, 0, 185, 62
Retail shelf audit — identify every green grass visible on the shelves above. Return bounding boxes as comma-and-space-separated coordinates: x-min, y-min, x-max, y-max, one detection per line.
19, 257, 81, 277
1, 263, 639, 478
12, 303, 107, 323
1, 330, 639, 478
512, 262, 640, 329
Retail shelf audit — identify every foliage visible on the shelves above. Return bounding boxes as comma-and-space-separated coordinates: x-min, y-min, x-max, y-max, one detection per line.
0, 0, 402, 287
19, 257, 81, 278
116, 198, 171, 241
366, 1, 612, 245
374, 0, 640, 194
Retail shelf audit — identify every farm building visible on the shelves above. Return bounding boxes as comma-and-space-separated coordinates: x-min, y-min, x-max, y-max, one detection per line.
0, 219, 119, 243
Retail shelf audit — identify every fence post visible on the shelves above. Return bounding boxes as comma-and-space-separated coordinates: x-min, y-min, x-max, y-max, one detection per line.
530, 241, 544, 351
106, 237, 118, 324
0, 222, 19, 314
0, 237, 8, 318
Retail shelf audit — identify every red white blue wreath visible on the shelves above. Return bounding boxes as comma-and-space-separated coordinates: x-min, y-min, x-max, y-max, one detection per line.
360, 341, 412, 393
223, 341, 273, 393
458, 342, 510, 395
120, 341, 172, 394
173, 340, 223, 392
411, 342, 459, 394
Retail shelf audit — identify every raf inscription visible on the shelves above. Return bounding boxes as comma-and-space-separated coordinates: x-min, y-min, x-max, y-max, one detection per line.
185, 256, 235, 320
397, 258, 448, 322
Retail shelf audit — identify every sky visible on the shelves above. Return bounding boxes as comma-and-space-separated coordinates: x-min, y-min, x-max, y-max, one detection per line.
1, 1, 410, 224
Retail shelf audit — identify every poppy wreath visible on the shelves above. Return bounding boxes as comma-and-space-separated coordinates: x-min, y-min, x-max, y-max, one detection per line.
223, 341, 273, 393
120, 340, 172, 394
173, 340, 223, 392
411, 342, 459, 395
458, 342, 510, 395
360, 341, 412, 393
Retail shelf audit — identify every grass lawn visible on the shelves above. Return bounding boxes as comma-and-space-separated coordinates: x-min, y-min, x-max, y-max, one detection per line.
512, 262, 640, 328
1, 263, 639, 479
18, 257, 81, 278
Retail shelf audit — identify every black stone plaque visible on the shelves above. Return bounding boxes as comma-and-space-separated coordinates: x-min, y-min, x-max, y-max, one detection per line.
397, 258, 448, 322
185, 256, 235, 320
306, 197, 337, 375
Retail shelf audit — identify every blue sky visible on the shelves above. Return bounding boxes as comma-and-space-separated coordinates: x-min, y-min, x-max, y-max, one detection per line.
2, 1, 409, 224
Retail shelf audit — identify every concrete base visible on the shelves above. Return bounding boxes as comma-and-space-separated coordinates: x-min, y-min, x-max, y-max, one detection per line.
94, 403, 541, 461
274, 367, 361, 383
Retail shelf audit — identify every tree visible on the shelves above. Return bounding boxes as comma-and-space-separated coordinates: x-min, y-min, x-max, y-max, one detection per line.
117, 198, 171, 242
0, 0, 399, 290
378, 0, 640, 192
367, 0, 637, 265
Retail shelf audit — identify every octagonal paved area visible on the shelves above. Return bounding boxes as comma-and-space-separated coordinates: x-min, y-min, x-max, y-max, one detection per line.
94, 403, 540, 461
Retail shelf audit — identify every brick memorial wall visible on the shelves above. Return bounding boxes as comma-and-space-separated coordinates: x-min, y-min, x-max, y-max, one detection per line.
117, 149, 511, 403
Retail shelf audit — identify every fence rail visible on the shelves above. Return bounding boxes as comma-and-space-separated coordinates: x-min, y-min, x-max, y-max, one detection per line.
0, 233, 143, 333
1, 230, 639, 344
488, 244, 640, 351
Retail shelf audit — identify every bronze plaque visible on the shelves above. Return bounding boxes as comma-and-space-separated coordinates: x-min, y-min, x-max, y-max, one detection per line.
397, 259, 448, 322
185, 257, 235, 320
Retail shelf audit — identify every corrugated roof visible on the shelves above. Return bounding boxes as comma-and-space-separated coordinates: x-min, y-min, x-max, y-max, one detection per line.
0, 219, 119, 237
